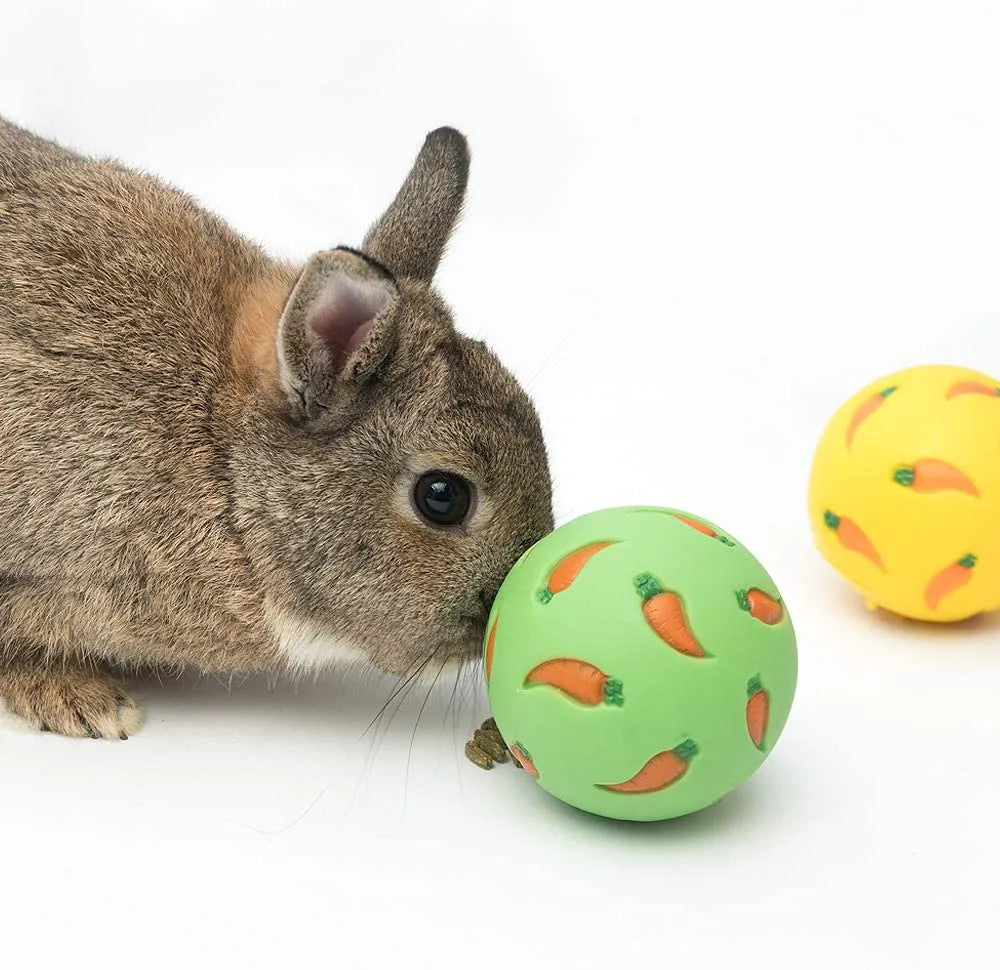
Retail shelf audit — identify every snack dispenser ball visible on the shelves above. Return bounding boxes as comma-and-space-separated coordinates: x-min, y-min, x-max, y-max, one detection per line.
483, 507, 797, 822
809, 364, 1000, 622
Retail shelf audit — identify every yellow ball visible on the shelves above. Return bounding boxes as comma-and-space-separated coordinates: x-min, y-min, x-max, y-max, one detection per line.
808, 364, 1000, 622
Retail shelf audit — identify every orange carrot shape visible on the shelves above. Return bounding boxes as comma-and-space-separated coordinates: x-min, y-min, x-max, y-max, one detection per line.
601, 740, 698, 793
946, 381, 1000, 400
746, 676, 769, 750
823, 510, 886, 572
925, 554, 977, 611
538, 541, 614, 604
737, 588, 785, 625
672, 514, 736, 547
893, 460, 980, 497
510, 742, 538, 776
484, 619, 498, 683
635, 574, 708, 658
525, 658, 624, 706
845, 385, 898, 448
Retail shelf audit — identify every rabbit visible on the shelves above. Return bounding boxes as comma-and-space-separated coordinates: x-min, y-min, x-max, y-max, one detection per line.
0, 116, 553, 740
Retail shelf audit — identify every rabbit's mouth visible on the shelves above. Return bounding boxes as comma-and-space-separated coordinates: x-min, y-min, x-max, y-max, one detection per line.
402, 623, 484, 683
454, 613, 488, 657
458, 613, 487, 638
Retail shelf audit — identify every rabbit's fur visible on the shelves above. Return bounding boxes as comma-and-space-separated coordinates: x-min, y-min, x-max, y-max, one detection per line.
0, 117, 553, 739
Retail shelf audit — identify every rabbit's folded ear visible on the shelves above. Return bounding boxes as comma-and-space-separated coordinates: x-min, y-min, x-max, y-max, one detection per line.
362, 127, 470, 283
276, 248, 399, 421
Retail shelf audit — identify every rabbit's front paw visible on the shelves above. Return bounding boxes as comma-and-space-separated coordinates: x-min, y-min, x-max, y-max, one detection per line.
0, 661, 143, 740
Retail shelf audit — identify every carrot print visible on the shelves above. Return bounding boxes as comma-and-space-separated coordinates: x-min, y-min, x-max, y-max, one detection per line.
672, 514, 736, 547
538, 541, 614, 604
925, 554, 977, 611
746, 676, 769, 750
601, 740, 698, 793
737, 588, 784, 625
525, 659, 624, 706
893, 459, 980, 497
846, 385, 898, 448
484, 619, 497, 683
510, 742, 538, 776
635, 574, 708, 657
945, 381, 1000, 400
823, 510, 886, 572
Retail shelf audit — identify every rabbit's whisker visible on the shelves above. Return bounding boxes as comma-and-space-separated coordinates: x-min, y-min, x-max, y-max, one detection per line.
360, 648, 438, 741
404, 655, 449, 808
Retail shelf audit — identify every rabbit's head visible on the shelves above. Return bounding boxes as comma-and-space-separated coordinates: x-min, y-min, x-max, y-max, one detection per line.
232, 129, 553, 677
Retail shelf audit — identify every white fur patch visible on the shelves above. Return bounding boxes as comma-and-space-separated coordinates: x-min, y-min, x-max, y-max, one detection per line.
268, 608, 368, 676
0, 698, 37, 733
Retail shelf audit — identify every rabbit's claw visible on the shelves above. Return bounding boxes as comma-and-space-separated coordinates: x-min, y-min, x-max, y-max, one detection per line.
0, 661, 142, 740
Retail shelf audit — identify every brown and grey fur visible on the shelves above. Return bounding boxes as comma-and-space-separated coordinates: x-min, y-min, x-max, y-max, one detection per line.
0, 117, 553, 739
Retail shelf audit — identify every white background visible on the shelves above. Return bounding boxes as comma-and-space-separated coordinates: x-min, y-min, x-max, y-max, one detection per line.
3, 2, 1000, 967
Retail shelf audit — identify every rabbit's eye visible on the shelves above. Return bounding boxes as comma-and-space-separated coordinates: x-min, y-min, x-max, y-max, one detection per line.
413, 471, 472, 527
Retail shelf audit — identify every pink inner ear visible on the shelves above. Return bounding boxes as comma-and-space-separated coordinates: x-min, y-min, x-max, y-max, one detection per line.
308, 280, 389, 372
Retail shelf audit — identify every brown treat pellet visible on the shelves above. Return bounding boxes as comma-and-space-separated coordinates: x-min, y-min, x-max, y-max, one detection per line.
473, 728, 508, 763
465, 740, 493, 770
479, 718, 507, 748
489, 734, 509, 760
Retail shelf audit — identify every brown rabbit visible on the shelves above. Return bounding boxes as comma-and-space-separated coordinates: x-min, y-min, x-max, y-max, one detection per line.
0, 117, 553, 739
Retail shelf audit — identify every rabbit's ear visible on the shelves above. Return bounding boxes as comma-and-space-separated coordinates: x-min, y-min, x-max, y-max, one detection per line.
276, 248, 399, 420
362, 127, 470, 283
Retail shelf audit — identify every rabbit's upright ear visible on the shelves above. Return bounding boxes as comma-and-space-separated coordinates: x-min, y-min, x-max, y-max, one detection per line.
362, 127, 470, 283
276, 248, 399, 421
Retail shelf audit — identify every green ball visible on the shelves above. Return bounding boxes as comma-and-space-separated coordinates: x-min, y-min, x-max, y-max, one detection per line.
484, 507, 798, 822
